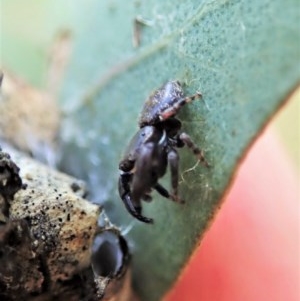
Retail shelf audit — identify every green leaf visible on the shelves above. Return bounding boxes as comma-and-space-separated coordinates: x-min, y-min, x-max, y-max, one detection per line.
2, 0, 300, 300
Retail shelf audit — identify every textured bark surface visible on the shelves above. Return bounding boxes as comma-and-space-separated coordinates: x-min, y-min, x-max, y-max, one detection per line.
0, 144, 133, 300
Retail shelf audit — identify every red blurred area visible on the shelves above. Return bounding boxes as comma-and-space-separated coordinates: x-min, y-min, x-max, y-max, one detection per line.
165, 127, 300, 301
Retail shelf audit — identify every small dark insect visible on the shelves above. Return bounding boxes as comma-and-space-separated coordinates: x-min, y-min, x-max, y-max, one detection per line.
118, 81, 209, 224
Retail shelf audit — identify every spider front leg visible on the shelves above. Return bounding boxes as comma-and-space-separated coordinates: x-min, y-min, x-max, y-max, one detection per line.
167, 149, 185, 203
159, 92, 202, 121
154, 182, 184, 204
118, 173, 153, 224
178, 132, 210, 167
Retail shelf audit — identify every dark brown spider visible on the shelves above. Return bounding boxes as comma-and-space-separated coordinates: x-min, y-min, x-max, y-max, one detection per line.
118, 80, 209, 224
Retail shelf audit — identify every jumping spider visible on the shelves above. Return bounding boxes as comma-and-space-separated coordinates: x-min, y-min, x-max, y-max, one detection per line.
118, 80, 209, 224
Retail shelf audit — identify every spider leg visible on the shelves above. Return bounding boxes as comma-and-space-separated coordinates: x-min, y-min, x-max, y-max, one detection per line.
178, 132, 210, 168
159, 92, 202, 121
154, 182, 184, 204
167, 148, 181, 200
118, 173, 153, 224
122, 194, 153, 224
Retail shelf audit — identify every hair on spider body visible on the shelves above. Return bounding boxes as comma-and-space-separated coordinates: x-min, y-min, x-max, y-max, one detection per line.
118, 80, 209, 224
